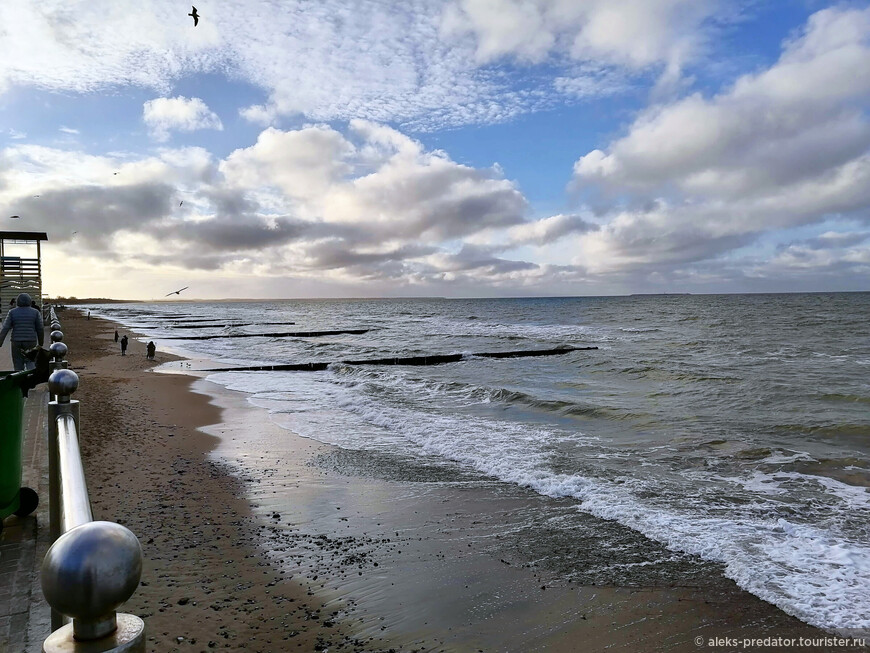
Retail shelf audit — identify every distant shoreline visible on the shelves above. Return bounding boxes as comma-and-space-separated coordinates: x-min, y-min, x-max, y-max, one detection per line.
50, 289, 870, 304
51, 298, 144, 304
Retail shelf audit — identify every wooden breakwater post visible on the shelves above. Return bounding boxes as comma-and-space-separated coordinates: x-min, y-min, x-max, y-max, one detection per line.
162, 328, 370, 341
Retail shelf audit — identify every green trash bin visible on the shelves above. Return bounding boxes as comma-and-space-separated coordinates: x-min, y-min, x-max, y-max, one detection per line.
0, 369, 39, 534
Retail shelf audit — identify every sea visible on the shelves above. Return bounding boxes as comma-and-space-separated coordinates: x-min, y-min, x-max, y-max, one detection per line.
81, 293, 870, 635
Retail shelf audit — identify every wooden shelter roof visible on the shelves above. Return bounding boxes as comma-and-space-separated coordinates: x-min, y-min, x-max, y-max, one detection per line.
0, 231, 49, 241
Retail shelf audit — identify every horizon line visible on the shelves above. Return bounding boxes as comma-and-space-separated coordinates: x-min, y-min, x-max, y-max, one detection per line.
46, 289, 870, 304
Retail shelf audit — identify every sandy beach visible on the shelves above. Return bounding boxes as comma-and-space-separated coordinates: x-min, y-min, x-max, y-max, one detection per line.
64, 311, 391, 652
60, 309, 857, 653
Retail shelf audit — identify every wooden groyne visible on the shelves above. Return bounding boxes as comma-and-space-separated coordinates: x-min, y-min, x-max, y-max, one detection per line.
201, 346, 597, 372
162, 328, 370, 340
163, 318, 240, 323
164, 321, 297, 329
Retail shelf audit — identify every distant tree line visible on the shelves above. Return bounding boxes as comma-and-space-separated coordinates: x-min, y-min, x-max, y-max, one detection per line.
48, 297, 142, 304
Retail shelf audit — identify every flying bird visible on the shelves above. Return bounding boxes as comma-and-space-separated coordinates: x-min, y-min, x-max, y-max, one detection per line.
165, 286, 189, 297
189, 6, 199, 26
179, 201, 183, 206
8, 215, 20, 219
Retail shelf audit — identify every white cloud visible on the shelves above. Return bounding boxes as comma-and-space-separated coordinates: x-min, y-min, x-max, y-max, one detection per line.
221, 126, 352, 201
743, 229, 870, 289
238, 104, 276, 127
441, 0, 723, 70
506, 213, 596, 246
553, 67, 630, 99
575, 7, 870, 197
58, 126, 80, 135
0, 1, 490, 128
570, 6, 870, 274
0, 0, 735, 131
0, 2, 217, 95
223, 1, 532, 129
223, 121, 528, 242
143, 96, 223, 142
0, 123, 535, 288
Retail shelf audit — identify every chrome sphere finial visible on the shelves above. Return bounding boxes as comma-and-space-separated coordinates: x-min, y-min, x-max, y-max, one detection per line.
48, 368, 78, 398
50, 330, 64, 342
51, 321, 61, 331
41, 521, 143, 640
49, 342, 68, 361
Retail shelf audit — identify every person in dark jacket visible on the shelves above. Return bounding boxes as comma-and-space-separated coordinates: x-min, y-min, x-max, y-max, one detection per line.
120, 335, 128, 356
0, 293, 45, 371
114, 329, 119, 343
146, 341, 156, 360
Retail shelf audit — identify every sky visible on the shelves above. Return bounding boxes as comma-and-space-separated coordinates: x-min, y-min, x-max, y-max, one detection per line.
1, 0, 869, 300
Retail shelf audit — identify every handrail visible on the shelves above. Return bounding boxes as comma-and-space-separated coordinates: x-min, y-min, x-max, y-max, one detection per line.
55, 413, 93, 533
40, 307, 146, 653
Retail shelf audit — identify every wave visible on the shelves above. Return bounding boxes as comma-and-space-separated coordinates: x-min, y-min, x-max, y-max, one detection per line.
773, 423, 870, 439
619, 327, 662, 333
486, 387, 648, 421
818, 393, 870, 405
614, 365, 737, 384
322, 365, 648, 424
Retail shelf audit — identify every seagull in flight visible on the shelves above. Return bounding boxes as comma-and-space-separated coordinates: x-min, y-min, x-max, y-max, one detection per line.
189, 6, 199, 26
165, 286, 189, 297
8, 215, 20, 219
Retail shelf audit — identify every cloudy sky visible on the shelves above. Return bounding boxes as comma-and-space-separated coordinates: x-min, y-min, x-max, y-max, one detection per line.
1, 0, 868, 299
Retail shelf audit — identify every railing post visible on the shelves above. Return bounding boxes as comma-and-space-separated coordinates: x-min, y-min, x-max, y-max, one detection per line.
49, 331, 68, 372
42, 522, 144, 652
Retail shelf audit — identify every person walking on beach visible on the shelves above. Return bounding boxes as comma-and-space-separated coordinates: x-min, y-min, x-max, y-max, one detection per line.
146, 341, 156, 360
120, 334, 128, 356
0, 293, 45, 371
114, 329, 119, 343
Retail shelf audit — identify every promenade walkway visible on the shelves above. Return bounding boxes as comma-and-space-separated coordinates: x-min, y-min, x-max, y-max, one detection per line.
0, 343, 52, 653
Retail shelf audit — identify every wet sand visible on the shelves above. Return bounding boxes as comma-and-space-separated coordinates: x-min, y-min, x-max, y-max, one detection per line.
61, 309, 853, 652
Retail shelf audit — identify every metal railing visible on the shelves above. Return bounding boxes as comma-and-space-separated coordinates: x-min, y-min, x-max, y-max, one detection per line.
40, 307, 146, 653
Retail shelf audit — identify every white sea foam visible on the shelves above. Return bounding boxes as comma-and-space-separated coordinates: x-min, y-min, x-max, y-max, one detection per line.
775, 472, 870, 509
758, 451, 817, 465
723, 470, 790, 495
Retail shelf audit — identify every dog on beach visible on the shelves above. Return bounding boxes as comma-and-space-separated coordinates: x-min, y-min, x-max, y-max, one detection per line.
16, 346, 52, 396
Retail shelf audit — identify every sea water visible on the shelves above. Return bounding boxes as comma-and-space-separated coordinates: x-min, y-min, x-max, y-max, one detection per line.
84, 293, 870, 634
